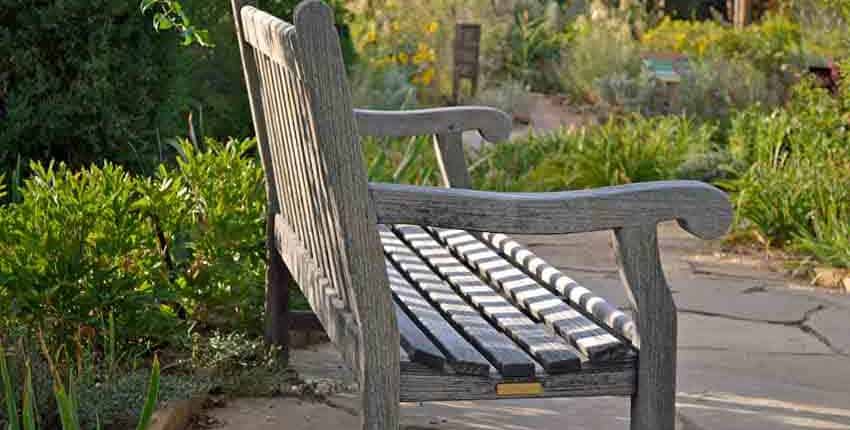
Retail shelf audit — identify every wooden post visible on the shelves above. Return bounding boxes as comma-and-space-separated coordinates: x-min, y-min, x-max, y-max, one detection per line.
734, 0, 752, 28
452, 24, 481, 105
613, 225, 677, 430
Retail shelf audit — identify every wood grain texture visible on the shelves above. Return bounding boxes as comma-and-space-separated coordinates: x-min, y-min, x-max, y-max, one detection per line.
293, 3, 400, 430
481, 231, 638, 346
381, 227, 537, 378
432, 228, 628, 361
399, 360, 635, 402
354, 107, 511, 142
274, 215, 360, 371
613, 226, 677, 430
370, 180, 733, 239
394, 302, 447, 371
393, 225, 581, 373
433, 132, 473, 189
382, 252, 491, 376
231, 0, 295, 360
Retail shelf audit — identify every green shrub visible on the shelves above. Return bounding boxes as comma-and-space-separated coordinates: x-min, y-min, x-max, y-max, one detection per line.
363, 135, 441, 186
504, 1, 567, 92
562, 14, 643, 104
0, 0, 190, 171
0, 162, 180, 348
150, 138, 267, 332
0, 138, 270, 353
473, 114, 715, 191
723, 73, 850, 265
642, 15, 806, 75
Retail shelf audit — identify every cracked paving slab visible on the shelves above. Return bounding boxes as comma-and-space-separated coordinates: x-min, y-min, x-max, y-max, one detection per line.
678, 313, 833, 355
808, 307, 850, 356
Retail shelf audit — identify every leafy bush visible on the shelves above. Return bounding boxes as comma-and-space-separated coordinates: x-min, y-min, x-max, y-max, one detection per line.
0, 139, 268, 353
363, 135, 442, 186
504, 1, 567, 92
562, 13, 643, 104
0, 0, 190, 172
474, 80, 534, 119
0, 162, 180, 348
641, 15, 806, 79
473, 114, 715, 191
723, 73, 850, 265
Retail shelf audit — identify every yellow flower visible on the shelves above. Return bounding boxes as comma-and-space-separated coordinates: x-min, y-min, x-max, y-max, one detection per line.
425, 21, 439, 34
366, 30, 377, 44
397, 52, 409, 64
414, 68, 435, 86
413, 42, 436, 64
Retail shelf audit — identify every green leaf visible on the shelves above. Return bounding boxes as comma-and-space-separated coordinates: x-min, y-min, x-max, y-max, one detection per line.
54, 387, 79, 430
22, 363, 36, 430
153, 13, 174, 31
135, 356, 161, 430
0, 345, 20, 430
139, 0, 158, 13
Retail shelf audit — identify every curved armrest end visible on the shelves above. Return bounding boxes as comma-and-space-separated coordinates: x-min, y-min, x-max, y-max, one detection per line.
670, 182, 734, 240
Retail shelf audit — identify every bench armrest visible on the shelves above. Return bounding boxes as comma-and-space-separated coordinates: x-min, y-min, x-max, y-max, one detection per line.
354, 106, 512, 143
369, 180, 732, 239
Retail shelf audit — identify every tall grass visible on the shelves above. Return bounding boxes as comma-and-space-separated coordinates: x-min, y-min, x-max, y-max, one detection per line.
472, 115, 716, 191
0, 340, 161, 430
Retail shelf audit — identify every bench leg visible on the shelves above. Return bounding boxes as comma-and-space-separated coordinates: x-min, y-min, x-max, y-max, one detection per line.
613, 226, 677, 430
265, 229, 294, 364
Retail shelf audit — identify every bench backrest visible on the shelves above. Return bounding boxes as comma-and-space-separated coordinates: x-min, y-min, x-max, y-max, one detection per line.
231, 0, 390, 332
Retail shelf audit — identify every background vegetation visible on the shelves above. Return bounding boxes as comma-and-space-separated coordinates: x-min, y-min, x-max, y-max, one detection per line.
2, 0, 850, 427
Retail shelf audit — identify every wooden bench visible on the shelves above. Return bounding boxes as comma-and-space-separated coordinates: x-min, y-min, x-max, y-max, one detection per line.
230, 1, 734, 429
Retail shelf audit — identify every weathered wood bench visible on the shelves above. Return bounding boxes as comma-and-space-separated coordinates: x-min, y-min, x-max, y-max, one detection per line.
230, 1, 734, 429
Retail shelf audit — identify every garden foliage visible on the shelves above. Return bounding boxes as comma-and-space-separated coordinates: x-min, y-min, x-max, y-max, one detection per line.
0, 139, 266, 352
0, 0, 189, 171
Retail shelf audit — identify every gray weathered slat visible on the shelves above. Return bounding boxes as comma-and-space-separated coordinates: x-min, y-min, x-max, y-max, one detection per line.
432, 228, 630, 361
394, 302, 446, 371
393, 225, 581, 373
481, 232, 638, 345
380, 227, 537, 378
400, 363, 635, 402
370, 181, 733, 240
615, 226, 677, 430
354, 107, 511, 142
274, 215, 360, 369
384, 258, 491, 376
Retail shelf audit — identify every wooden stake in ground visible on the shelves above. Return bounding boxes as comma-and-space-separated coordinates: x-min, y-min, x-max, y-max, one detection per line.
734, 0, 752, 28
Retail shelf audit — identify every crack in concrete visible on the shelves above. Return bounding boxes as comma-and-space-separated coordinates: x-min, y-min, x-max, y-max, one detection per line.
677, 305, 850, 358
679, 345, 838, 357
676, 305, 823, 326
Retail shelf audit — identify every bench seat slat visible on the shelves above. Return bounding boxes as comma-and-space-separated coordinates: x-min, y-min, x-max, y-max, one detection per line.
379, 226, 536, 378
431, 228, 631, 361
385, 260, 491, 376
393, 225, 582, 374
481, 232, 638, 345
395, 302, 447, 371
